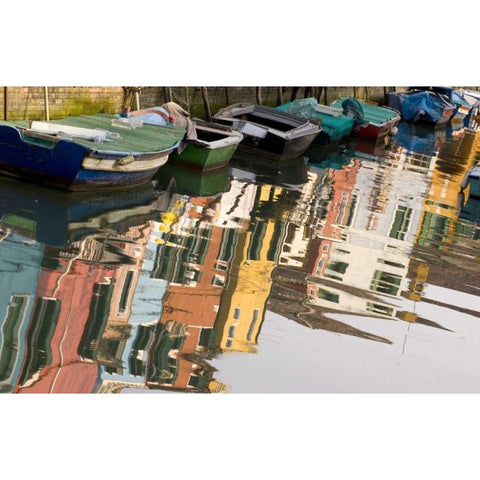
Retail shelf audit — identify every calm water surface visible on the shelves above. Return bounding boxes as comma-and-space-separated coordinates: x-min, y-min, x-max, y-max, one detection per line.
1, 121, 480, 393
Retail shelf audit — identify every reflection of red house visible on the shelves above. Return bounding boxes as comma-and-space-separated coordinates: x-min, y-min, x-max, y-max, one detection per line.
15, 250, 117, 394
304, 160, 360, 291
148, 198, 226, 391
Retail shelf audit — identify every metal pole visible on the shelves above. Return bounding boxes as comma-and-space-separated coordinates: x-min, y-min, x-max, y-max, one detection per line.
44, 87, 50, 121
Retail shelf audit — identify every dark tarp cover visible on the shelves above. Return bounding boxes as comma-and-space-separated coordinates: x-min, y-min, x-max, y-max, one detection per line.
401, 91, 445, 123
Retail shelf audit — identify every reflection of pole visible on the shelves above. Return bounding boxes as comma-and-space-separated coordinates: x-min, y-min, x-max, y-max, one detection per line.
3, 87, 7, 120
44, 86, 50, 121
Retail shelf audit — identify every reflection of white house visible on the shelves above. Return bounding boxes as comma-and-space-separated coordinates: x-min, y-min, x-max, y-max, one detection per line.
309, 154, 433, 316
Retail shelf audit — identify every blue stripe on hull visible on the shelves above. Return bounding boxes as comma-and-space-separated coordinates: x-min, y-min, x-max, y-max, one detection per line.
0, 125, 162, 191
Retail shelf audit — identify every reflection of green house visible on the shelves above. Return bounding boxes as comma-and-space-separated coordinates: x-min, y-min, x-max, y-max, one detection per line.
147, 322, 186, 386
151, 226, 213, 285
0, 233, 44, 392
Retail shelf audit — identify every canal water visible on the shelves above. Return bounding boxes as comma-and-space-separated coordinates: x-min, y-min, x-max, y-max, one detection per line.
1, 121, 479, 394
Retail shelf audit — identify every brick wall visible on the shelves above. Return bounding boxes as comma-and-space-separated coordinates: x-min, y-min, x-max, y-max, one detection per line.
0, 86, 392, 121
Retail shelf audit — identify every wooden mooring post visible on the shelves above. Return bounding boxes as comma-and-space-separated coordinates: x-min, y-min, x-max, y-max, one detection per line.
277, 87, 284, 106
201, 87, 212, 121
3, 87, 7, 121
256, 87, 262, 105
44, 87, 50, 121
224, 87, 230, 106
164, 87, 172, 103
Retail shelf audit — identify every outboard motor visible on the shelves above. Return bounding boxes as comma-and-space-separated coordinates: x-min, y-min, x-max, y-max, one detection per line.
341, 97, 365, 125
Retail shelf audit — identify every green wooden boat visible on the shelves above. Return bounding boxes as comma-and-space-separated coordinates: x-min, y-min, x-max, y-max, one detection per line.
168, 119, 243, 171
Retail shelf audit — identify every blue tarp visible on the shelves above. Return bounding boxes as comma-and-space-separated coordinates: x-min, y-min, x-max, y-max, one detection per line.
401, 91, 445, 123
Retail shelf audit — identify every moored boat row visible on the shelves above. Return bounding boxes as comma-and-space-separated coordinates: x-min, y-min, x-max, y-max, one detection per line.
0, 87, 477, 192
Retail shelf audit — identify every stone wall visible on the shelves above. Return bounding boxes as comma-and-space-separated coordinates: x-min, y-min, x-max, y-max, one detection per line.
0, 86, 393, 121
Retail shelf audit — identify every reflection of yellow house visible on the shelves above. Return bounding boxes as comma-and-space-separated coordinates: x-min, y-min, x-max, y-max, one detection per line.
215, 219, 277, 353
404, 130, 480, 323
215, 182, 285, 354
416, 130, 480, 245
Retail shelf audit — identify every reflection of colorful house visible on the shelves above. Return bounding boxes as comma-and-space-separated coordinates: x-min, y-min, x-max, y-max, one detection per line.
304, 154, 427, 319
415, 130, 480, 247
147, 197, 227, 391
403, 130, 480, 319
0, 233, 44, 393
215, 184, 285, 354
14, 242, 116, 393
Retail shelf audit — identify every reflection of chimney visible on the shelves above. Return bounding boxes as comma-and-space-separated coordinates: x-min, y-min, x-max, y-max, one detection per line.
397, 311, 418, 323
208, 380, 229, 393
403, 264, 429, 302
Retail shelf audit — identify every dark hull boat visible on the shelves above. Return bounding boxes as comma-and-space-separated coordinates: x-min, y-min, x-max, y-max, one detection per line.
212, 103, 321, 162
0, 114, 185, 191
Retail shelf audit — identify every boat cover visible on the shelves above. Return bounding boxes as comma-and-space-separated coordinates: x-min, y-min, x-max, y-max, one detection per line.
276, 98, 354, 142
332, 98, 398, 125
1, 115, 186, 154
400, 91, 445, 123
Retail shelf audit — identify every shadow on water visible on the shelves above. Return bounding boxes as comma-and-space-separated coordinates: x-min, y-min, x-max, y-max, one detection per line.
2, 120, 480, 392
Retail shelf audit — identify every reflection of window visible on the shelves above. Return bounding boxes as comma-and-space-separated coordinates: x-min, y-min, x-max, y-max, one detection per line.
198, 328, 216, 347
367, 302, 394, 316
248, 221, 267, 261
212, 274, 225, 287
0, 295, 30, 385
188, 375, 200, 388
370, 270, 402, 296
377, 259, 405, 269
228, 325, 236, 338
317, 289, 339, 303
19, 297, 61, 385
389, 205, 412, 241
119, 271, 134, 314
247, 309, 259, 342
225, 339, 233, 348
233, 308, 241, 320
326, 261, 348, 274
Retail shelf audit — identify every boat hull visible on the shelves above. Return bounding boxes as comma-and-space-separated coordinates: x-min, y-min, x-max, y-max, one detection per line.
353, 118, 400, 141
0, 124, 173, 191
234, 128, 320, 161
168, 142, 238, 170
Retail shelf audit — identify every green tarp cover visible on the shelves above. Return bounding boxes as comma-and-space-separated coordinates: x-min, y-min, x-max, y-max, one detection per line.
332, 98, 398, 124
1, 114, 186, 154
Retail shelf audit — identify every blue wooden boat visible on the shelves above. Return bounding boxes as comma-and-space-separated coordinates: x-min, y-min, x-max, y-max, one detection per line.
388, 89, 455, 125
275, 98, 354, 145
0, 114, 185, 191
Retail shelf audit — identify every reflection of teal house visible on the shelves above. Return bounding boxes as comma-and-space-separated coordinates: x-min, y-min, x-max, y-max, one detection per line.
0, 233, 44, 392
